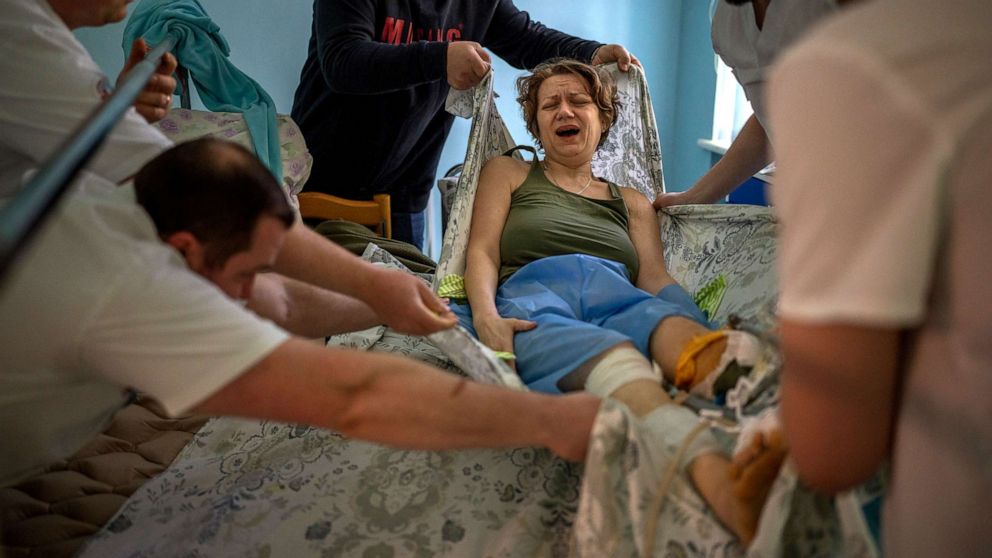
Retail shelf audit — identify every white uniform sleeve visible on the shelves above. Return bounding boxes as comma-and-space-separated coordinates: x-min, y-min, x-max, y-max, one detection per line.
78, 258, 290, 416
768, 45, 945, 327
0, 0, 171, 187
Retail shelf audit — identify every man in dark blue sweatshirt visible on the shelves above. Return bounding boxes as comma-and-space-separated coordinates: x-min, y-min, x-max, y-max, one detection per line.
292, 0, 637, 249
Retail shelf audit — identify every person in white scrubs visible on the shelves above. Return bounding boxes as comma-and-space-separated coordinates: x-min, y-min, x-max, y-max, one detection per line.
654, 0, 836, 208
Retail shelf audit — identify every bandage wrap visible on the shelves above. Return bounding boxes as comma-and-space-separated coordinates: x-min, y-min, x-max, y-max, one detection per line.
585, 345, 659, 398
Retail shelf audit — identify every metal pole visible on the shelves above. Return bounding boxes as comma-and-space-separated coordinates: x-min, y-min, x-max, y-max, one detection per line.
0, 37, 175, 284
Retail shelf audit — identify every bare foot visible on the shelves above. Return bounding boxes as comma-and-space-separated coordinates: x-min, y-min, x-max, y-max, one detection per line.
728, 429, 788, 546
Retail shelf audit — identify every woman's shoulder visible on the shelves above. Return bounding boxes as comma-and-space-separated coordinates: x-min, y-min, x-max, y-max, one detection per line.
617, 186, 655, 214
483, 154, 531, 172
480, 155, 532, 188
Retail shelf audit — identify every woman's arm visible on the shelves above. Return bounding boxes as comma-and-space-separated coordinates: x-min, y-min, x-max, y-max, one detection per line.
464, 156, 534, 354
313, 0, 448, 94
622, 188, 677, 295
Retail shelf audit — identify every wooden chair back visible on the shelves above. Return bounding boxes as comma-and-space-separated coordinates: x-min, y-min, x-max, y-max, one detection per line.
297, 192, 392, 239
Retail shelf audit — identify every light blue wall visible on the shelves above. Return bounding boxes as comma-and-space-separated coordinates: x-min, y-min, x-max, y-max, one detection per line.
76, 0, 719, 253
76, 0, 313, 113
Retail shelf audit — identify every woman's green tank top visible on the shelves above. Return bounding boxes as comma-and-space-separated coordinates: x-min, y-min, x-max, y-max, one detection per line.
498, 146, 640, 285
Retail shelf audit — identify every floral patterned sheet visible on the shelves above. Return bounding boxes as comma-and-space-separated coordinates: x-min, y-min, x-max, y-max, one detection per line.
80, 247, 587, 558
154, 108, 313, 199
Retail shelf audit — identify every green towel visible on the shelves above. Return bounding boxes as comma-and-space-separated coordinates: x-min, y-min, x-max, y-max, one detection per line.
435, 275, 512, 360
312, 219, 436, 274
123, 0, 282, 184
693, 274, 727, 322
437, 274, 467, 300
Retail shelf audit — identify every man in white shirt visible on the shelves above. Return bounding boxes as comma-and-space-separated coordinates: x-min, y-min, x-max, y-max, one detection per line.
0, 154, 600, 487
654, 0, 836, 208
134, 138, 384, 338
770, 0, 992, 553
0, 0, 600, 486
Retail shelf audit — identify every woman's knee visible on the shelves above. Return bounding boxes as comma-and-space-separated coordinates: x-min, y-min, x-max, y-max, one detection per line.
559, 342, 656, 396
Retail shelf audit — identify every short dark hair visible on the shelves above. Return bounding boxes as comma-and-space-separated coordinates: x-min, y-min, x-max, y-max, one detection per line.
516, 58, 619, 150
135, 138, 295, 268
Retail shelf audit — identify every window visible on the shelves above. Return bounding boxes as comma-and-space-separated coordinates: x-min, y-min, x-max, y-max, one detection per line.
710, 57, 753, 149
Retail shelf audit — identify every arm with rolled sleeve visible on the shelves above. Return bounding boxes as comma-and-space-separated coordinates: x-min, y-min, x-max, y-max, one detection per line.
313, 0, 448, 94
483, 0, 601, 70
770, 46, 942, 494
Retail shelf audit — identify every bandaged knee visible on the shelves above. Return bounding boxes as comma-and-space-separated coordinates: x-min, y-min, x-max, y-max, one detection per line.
585, 346, 659, 398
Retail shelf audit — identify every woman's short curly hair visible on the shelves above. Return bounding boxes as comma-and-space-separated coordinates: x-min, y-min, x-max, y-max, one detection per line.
516, 58, 619, 150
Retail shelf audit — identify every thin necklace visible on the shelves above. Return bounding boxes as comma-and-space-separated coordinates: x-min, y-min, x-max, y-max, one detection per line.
543, 161, 594, 196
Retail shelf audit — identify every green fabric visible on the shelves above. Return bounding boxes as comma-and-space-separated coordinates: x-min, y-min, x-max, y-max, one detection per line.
312, 219, 436, 274
498, 147, 638, 285
123, 0, 282, 184
693, 274, 727, 322
436, 274, 467, 300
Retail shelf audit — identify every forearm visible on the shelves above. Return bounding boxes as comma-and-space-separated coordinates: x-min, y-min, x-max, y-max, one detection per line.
464, 248, 501, 320
485, 0, 600, 69
321, 40, 447, 94
196, 339, 596, 454
626, 190, 677, 294
335, 352, 578, 450
289, 285, 380, 337
688, 115, 772, 204
635, 270, 677, 297
253, 274, 381, 338
780, 321, 899, 494
275, 222, 456, 336
274, 222, 378, 301
633, 248, 677, 295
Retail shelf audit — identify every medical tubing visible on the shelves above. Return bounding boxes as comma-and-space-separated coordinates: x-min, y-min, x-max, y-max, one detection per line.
641, 419, 713, 557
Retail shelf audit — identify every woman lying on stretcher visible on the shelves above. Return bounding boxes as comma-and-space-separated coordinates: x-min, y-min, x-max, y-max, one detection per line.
450, 59, 786, 545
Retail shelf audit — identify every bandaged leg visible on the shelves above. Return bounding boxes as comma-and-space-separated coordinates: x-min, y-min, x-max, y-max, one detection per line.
672, 407, 786, 549
577, 344, 667, 417
584, 345, 659, 399
582, 401, 786, 553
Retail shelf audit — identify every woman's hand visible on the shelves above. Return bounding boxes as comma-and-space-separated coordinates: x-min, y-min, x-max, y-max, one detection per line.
473, 314, 536, 367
